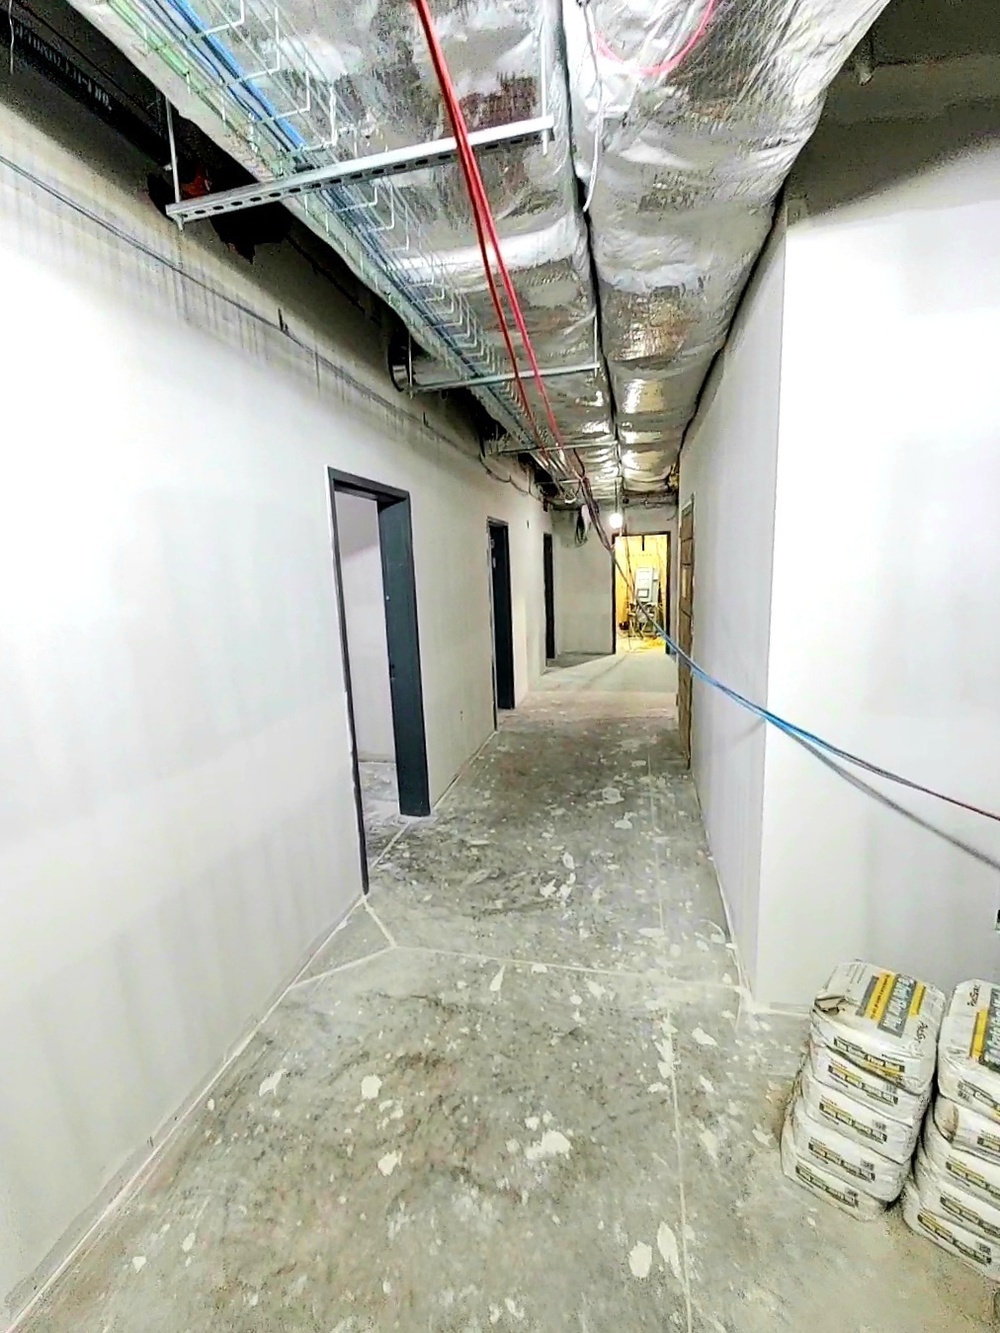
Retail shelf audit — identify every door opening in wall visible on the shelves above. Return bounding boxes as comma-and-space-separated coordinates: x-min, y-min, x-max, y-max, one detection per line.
488, 519, 516, 713
614, 532, 670, 654
678, 503, 695, 766
543, 532, 556, 662
329, 470, 431, 890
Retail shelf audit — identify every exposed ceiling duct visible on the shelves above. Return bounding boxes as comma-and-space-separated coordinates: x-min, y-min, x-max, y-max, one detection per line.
67, 0, 888, 503
563, 0, 890, 492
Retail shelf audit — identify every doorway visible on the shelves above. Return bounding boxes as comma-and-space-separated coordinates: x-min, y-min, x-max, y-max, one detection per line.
329, 469, 431, 890
543, 532, 556, 662
488, 519, 515, 712
613, 531, 670, 652
678, 502, 695, 765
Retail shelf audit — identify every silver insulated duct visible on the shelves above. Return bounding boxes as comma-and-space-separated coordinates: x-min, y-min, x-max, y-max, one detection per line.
67, 0, 888, 501
563, 0, 890, 492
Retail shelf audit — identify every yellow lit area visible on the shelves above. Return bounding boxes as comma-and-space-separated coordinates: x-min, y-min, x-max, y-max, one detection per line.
614, 532, 669, 650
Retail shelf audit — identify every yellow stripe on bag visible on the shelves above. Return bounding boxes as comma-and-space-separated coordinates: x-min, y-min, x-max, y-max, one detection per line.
972, 1008, 989, 1062
865, 972, 895, 1023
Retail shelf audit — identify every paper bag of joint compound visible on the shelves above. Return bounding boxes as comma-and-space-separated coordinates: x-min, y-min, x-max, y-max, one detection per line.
787, 1094, 908, 1202
811, 961, 944, 1095
913, 1145, 1000, 1246
810, 1042, 929, 1127
935, 1097, 1000, 1168
902, 1177, 1000, 1279
923, 1111, 1000, 1212
938, 980, 1000, 1124
780, 1114, 885, 1220
799, 1054, 921, 1164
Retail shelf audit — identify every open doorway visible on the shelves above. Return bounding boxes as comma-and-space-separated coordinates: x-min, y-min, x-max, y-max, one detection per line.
329, 470, 431, 889
614, 531, 670, 652
543, 531, 556, 662
488, 519, 515, 713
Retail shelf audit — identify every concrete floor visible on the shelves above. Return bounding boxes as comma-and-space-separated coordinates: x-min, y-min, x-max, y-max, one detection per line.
20, 680, 993, 1331
358, 760, 411, 863
543, 646, 679, 696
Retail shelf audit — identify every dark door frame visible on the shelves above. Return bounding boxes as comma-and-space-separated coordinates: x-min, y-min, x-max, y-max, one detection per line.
611, 535, 618, 655
543, 531, 556, 662
328, 469, 431, 892
487, 518, 516, 713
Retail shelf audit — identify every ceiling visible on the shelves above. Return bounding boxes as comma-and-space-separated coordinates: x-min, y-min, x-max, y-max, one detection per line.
64, 0, 930, 505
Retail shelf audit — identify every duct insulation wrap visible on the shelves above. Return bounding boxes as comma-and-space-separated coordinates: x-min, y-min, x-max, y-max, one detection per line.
67, 0, 889, 501
562, 0, 891, 490
65, 0, 618, 500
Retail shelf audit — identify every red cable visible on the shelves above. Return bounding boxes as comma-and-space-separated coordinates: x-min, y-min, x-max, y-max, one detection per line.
412, 0, 547, 443
596, 0, 717, 79
413, 0, 600, 516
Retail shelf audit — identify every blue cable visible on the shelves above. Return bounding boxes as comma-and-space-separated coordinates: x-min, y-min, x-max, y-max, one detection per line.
620, 567, 1000, 825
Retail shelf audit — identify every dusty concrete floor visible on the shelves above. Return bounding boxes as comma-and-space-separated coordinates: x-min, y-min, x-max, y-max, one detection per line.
20, 674, 993, 1331
358, 760, 411, 863
546, 646, 679, 696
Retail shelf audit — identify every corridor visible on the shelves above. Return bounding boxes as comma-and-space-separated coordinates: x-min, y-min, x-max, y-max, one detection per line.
22, 685, 989, 1332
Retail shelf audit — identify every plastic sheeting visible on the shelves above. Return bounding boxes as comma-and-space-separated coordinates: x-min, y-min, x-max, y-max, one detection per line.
68, 0, 889, 500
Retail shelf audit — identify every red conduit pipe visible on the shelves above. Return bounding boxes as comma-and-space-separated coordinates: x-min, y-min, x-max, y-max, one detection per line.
412, 0, 602, 518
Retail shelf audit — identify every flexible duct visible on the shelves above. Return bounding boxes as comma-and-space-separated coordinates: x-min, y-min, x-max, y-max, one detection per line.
68, 0, 889, 502
563, 0, 890, 490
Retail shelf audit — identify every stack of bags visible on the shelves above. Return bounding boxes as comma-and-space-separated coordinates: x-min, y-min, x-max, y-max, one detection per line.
782, 961, 945, 1220
903, 980, 1000, 1277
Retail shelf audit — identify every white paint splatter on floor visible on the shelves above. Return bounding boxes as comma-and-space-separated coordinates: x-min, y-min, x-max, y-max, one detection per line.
628, 1242, 652, 1279
361, 1075, 382, 1100
691, 1028, 717, 1048
377, 1152, 401, 1177
131, 1257, 146, 1274
181, 1233, 196, 1254
489, 967, 505, 994
656, 1221, 682, 1281
524, 1130, 572, 1163
699, 1127, 719, 1163
258, 1069, 285, 1098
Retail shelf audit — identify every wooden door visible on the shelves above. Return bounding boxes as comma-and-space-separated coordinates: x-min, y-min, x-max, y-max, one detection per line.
678, 502, 694, 765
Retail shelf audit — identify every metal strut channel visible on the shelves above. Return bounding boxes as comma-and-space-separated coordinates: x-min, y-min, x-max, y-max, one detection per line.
411, 361, 602, 393
165, 114, 555, 224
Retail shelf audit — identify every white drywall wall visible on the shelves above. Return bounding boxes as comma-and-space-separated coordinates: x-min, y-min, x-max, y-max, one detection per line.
679, 222, 786, 991
334, 494, 394, 761
756, 125, 1000, 1005
0, 80, 548, 1314
552, 510, 614, 656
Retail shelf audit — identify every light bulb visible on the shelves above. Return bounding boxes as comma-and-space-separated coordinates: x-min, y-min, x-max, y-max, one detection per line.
609, 511, 624, 531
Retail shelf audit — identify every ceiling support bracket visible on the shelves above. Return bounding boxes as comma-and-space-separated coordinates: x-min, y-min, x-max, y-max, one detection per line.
165, 115, 555, 225
409, 360, 601, 394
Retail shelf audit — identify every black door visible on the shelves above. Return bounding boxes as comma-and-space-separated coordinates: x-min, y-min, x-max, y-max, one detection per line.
329, 467, 432, 877
543, 532, 556, 661
488, 520, 515, 711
